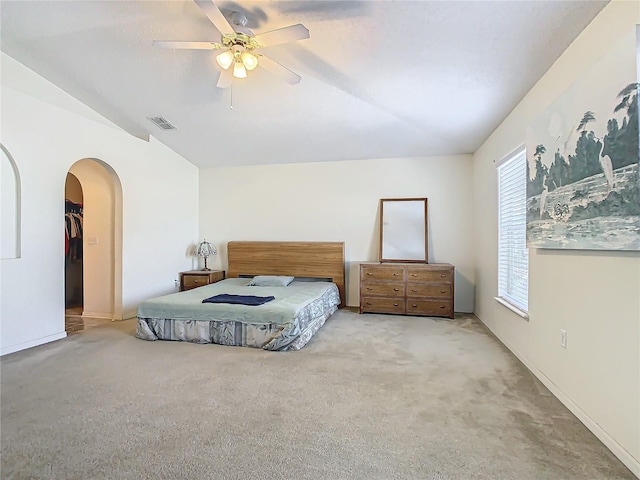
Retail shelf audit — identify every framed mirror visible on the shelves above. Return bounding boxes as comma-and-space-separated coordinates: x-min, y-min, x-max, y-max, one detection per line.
379, 198, 428, 263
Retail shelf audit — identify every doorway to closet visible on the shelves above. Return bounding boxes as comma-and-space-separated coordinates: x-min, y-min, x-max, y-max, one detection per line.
64, 158, 123, 333
64, 173, 84, 331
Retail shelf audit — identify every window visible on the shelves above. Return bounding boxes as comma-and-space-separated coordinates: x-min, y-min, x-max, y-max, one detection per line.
497, 147, 528, 317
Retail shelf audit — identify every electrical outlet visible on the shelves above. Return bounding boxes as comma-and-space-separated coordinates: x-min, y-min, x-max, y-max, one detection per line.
174, 279, 179, 288
560, 329, 567, 349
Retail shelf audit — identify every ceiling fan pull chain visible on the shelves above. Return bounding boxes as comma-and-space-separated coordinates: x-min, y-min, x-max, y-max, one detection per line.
230, 85, 233, 110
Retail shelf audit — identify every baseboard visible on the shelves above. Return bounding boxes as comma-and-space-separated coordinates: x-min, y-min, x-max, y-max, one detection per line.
1, 332, 67, 356
82, 311, 114, 320
474, 314, 640, 478
98, 309, 136, 321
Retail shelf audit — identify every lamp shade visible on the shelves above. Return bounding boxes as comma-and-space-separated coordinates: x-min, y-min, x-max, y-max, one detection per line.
216, 50, 234, 70
241, 51, 258, 71
233, 60, 247, 79
196, 239, 217, 258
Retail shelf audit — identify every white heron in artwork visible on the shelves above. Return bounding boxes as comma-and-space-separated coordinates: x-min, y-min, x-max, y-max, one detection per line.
599, 151, 615, 191
599, 155, 614, 191
540, 177, 549, 220
576, 110, 614, 190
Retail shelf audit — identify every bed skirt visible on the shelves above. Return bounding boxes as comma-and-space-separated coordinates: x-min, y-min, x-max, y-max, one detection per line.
136, 287, 339, 351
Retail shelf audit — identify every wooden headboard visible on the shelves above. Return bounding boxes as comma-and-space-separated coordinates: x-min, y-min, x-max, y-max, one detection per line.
227, 241, 346, 308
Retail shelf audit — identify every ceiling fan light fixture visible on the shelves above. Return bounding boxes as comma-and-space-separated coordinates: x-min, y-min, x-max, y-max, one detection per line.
233, 60, 247, 79
241, 51, 258, 71
216, 50, 234, 70
153, 0, 308, 88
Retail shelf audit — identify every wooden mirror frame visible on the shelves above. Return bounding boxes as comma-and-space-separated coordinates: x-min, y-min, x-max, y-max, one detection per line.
379, 198, 428, 263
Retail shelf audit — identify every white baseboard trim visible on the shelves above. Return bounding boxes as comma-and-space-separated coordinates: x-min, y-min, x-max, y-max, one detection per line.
82, 311, 114, 320
99, 310, 136, 321
475, 314, 640, 478
1, 332, 67, 356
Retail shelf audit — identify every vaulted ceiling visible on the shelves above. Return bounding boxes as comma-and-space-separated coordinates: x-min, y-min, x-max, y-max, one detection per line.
1, 1, 608, 168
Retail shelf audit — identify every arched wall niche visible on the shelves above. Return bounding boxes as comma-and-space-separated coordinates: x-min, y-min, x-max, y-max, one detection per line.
67, 158, 123, 319
1, 144, 21, 259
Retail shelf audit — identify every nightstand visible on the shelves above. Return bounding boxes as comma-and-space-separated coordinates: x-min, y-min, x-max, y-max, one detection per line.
179, 270, 225, 291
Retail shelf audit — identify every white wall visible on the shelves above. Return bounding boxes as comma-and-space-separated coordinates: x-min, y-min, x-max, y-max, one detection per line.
199, 155, 475, 311
0, 53, 200, 355
1, 146, 20, 259
472, 1, 640, 475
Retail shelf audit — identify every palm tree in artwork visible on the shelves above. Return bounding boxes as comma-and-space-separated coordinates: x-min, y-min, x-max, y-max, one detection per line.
534, 144, 546, 161
577, 111, 596, 133
601, 83, 639, 171
614, 82, 638, 116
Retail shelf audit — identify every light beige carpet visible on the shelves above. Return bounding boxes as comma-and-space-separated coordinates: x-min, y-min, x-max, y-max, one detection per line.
1, 310, 634, 480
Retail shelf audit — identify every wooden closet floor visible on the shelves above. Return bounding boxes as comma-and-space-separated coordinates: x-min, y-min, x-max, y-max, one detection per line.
65, 309, 112, 334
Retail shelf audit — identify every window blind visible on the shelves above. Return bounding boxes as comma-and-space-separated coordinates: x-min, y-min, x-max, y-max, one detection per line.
497, 148, 529, 312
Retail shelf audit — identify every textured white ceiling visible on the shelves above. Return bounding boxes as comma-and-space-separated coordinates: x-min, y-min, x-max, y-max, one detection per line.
1, 0, 608, 168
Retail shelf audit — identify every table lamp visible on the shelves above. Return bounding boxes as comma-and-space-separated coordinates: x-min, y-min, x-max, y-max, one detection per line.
195, 239, 217, 271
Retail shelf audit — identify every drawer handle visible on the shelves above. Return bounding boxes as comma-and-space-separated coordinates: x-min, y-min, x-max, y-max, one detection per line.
366, 302, 372, 305
411, 289, 417, 293
393, 273, 399, 276
411, 274, 418, 277
412, 304, 417, 308
393, 288, 399, 291
194, 280, 200, 283
440, 274, 446, 278
367, 272, 372, 276
393, 303, 399, 306
440, 290, 446, 293
366, 287, 372, 291
440, 306, 445, 309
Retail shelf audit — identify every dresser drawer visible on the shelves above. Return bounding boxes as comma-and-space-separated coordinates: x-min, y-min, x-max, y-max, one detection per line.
361, 266, 404, 281
361, 283, 405, 297
361, 297, 405, 314
406, 284, 451, 299
406, 267, 452, 283
183, 275, 210, 289
405, 299, 452, 317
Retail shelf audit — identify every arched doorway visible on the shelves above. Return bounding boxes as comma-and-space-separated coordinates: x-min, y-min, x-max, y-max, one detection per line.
1, 144, 21, 260
65, 159, 123, 332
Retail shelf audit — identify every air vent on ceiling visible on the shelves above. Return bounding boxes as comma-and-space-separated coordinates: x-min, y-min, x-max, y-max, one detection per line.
147, 116, 177, 130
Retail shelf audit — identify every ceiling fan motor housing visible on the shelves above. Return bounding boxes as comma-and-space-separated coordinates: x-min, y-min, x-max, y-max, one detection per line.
222, 32, 260, 51
229, 11, 247, 27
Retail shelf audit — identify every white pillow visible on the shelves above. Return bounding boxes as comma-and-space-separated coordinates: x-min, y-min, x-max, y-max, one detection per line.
247, 275, 294, 287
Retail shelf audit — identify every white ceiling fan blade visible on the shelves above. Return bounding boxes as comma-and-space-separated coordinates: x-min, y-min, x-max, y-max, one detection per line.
257, 55, 301, 85
217, 67, 233, 89
194, 0, 235, 36
153, 41, 219, 50
254, 24, 309, 48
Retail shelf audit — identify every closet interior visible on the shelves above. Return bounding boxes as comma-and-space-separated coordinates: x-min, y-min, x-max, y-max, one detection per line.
65, 173, 83, 312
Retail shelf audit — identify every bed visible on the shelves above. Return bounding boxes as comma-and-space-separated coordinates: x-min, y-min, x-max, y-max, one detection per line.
136, 241, 345, 351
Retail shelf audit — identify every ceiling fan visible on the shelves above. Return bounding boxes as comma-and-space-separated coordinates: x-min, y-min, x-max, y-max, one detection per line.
153, 0, 309, 88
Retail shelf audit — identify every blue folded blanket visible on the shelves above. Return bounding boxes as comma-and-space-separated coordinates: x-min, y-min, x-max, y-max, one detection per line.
202, 294, 275, 306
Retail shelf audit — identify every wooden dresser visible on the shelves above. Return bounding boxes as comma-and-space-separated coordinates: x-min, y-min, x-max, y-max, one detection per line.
179, 270, 225, 291
359, 263, 454, 318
